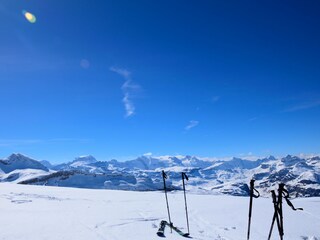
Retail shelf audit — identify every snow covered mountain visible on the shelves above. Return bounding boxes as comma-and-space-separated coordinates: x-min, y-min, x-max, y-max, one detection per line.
0, 153, 49, 173
0, 154, 50, 184
1, 153, 319, 197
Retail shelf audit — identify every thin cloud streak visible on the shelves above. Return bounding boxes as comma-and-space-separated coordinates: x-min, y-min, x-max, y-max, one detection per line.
110, 67, 131, 79
185, 120, 199, 130
122, 92, 135, 117
110, 67, 140, 117
284, 100, 320, 112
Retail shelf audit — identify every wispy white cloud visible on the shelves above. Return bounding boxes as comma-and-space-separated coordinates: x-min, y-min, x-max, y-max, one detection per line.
284, 100, 320, 112
238, 152, 260, 161
297, 152, 320, 159
110, 67, 131, 79
143, 152, 153, 156
185, 120, 199, 130
122, 92, 135, 117
110, 67, 141, 117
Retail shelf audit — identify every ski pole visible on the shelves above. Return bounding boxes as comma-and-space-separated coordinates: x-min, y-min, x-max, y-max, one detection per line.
268, 190, 282, 240
278, 183, 285, 240
182, 172, 190, 235
268, 183, 303, 240
247, 179, 260, 240
268, 184, 285, 240
162, 170, 172, 233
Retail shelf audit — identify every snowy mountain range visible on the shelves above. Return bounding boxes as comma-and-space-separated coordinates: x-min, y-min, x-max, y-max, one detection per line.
0, 153, 319, 197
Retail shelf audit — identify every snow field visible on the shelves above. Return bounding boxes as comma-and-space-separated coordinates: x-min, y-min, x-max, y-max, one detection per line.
0, 183, 319, 240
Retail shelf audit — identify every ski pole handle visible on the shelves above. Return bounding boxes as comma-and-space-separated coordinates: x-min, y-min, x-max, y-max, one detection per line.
182, 172, 189, 181
249, 179, 260, 198
162, 170, 167, 180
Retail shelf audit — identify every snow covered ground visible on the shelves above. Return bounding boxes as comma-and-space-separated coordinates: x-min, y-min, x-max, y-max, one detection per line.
0, 183, 319, 240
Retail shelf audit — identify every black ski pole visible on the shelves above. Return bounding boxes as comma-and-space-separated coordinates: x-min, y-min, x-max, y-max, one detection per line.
162, 170, 172, 233
277, 183, 285, 240
268, 190, 282, 240
268, 183, 304, 240
247, 179, 260, 240
182, 172, 190, 236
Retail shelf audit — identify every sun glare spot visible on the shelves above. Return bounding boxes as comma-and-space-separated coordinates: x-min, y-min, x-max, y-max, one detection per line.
22, 10, 36, 23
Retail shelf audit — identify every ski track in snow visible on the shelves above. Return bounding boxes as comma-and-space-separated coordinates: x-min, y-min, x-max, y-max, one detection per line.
0, 183, 319, 240
2, 192, 69, 202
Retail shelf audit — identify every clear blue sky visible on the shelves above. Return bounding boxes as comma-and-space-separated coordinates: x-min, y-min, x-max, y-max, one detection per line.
1, 1, 320, 163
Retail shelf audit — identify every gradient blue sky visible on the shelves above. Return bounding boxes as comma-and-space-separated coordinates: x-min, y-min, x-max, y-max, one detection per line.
1, 1, 320, 163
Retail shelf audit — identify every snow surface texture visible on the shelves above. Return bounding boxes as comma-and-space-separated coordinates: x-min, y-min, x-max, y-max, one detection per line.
0, 183, 319, 240
0, 153, 320, 197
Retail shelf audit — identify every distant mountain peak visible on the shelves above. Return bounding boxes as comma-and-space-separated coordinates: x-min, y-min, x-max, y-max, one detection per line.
40, 160, 53, 169
267, 155, 276, 160
282, 155, 300, 160
72, 155, 97, 163
280, 155, 305, 167
8, 153, 26, 158
1, 153, 48, 173
7, 153, 35, 162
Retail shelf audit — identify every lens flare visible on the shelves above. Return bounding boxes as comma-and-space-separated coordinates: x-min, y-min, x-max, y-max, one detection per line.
22, 10, 36, 23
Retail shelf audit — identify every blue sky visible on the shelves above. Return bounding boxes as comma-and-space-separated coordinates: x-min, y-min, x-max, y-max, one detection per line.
1, 1, 320, 163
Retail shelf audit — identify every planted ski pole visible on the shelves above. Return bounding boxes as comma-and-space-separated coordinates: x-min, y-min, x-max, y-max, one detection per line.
182, 172, 190, 236
278, 183, 285, 239
268, 190, 282, 240
268, 183, 303, 240
247, 179, 260, 240
268, 184, 285, 240
162, 170, 173, 233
